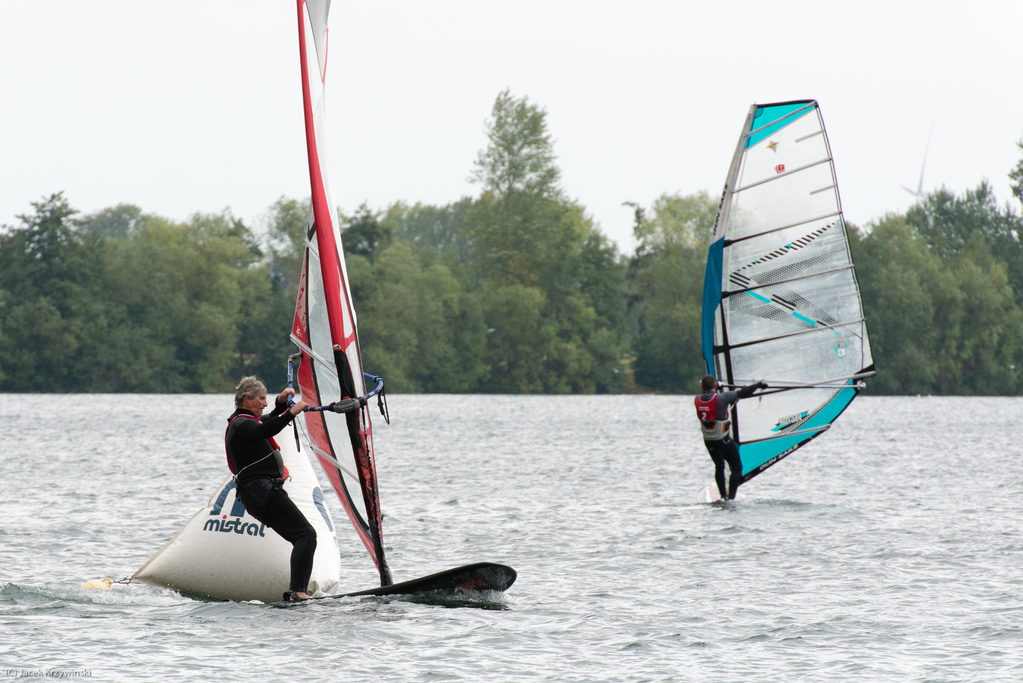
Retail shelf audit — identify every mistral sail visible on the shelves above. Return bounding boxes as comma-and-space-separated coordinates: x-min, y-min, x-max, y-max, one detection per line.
290, 0, 392, 586
701, 100, 874, 482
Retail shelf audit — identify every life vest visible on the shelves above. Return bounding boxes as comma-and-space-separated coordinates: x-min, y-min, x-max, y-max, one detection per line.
225, 413, 289, 481
694, 393, 730, 441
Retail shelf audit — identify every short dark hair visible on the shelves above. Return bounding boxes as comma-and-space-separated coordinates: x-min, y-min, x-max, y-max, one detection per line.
701, 374, 717, 392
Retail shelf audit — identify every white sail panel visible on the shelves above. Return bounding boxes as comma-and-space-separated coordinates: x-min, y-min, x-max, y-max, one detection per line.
305, 0, 331, 81
702, 100, 873, 479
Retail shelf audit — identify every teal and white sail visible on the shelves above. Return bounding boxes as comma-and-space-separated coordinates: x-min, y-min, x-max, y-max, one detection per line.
701, 100, 874, 481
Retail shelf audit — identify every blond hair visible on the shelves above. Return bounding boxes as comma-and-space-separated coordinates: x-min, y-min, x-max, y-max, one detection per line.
234, 376, 267, 408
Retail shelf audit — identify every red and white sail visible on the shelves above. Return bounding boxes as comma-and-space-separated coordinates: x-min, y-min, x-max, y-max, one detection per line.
291, 0, 391, 586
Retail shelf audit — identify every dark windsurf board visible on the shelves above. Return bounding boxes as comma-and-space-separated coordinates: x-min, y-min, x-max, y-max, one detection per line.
304, 562, 516, 601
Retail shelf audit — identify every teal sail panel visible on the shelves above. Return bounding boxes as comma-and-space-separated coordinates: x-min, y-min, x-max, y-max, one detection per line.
701, 237, 725, 373
745, 101, 816, 149
738, 383, 858, 476
701, 100, 874, 483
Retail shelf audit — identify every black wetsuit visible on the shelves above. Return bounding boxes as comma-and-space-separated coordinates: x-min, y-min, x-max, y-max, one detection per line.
225, 402, 317, 595
698, 383, 762, 500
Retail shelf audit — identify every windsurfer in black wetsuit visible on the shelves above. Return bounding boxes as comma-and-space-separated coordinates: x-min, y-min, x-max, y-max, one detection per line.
226, 376, 314, 602
694, 374, 767, 500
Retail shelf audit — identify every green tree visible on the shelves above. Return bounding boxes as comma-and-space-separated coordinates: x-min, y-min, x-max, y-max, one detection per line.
932, 234, 1023, 395
464, 194, 625, 393
1010, 133, 1023, 206
470, 90, 562, 208
629, 191, 716, 392
461, 91, 626, 393
342, 203, 393, 261
348, 242, 488, 392
1, 193, 83, 299
482, 283, 550, 392
381, 198, 472, 257
906, 181, 1023, 299
849, 215, 946, 394
77, 204, 149, 240
97, 210, 281, 392
263, 196, 310, 296
0, 193, 96, 391
851, 214, 1023, 395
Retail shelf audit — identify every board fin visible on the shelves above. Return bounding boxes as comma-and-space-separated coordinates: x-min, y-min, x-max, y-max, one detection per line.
697, 482, 722, 503
697, 482, 747, 503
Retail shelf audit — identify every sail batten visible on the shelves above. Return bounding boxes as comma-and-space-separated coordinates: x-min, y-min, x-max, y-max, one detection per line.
717, 317, 868, 352
723, 211, 843, 246
702, 100, 873, 481
308, 442, 361, 480
722, 264, 856, 297
734, 156, 833, 193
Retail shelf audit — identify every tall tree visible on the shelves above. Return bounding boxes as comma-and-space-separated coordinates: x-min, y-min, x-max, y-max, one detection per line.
1, 193, 82, 296
462, 91, 626, 392
906, 181, 1023, 299
628, 192, 717, 392
1010, 133, 1023, 206
263, 196, 310, 295
470, 89, 562, 207
906, 181, 1022, 258
0, 193, 93, 391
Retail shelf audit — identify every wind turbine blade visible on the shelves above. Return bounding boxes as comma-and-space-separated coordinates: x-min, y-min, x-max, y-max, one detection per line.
916, 120, 936, 196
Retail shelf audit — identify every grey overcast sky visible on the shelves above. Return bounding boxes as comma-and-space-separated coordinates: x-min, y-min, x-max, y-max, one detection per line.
1, 0, 1021, 250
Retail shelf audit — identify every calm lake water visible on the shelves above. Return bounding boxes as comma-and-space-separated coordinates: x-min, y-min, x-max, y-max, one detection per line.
2, 394, 1022, 682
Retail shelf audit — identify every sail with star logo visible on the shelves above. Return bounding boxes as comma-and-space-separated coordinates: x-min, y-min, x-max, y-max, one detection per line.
700, 100, 874, 488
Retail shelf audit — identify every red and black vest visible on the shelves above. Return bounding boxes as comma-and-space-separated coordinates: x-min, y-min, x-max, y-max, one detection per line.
694, 393, 729, 441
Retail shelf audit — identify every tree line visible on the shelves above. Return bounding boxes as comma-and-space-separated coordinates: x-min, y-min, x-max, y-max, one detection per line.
2, 92, 1022, 395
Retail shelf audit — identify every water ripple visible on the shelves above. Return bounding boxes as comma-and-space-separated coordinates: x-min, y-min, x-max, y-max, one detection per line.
2, 394, 1023, 681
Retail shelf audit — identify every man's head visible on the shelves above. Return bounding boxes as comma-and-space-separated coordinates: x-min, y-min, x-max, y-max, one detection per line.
701, 374, 718, 392
235, 376, 267, 409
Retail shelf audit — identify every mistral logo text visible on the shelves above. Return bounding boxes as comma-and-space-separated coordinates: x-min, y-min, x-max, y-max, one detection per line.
203, 517, 266, 536
204, 480, 266, 537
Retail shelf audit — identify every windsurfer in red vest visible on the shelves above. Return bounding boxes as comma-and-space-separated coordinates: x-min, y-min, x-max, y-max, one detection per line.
695, 374, 767, 500
226, 376, 314, 602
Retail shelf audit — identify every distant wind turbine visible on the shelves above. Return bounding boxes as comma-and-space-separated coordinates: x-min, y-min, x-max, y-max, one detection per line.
901, 121, 936, 199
